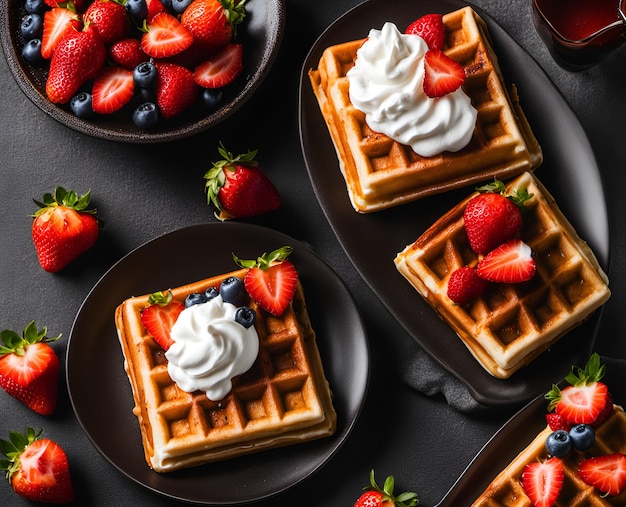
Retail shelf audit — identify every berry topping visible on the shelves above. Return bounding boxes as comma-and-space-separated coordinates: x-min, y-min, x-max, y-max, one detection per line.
354, 470, 418, 507
234, 246, 298, 316
545, 412, 572, 432
446, 266, 489, 304
422, 48, 465, 98
578, 453, 626, 496
405, 13, 445, 50
569, 424, 596, 451
545, 430, 573, 457
234, 307, 256, 328
140, 290, 185, 351
522, 457, 564, 507
205, 286, 219, 300
184, 292, 208, 308
476, 239, 536, 284
219, 276, 248, 306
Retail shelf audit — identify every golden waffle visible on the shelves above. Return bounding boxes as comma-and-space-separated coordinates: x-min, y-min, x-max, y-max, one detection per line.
115, 268, 336, 472
473, 405, 626, 506
394, 172, 610, 378
308, 6, 542, 213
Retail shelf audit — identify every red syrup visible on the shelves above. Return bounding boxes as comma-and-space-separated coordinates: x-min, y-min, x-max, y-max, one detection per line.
536, 0, 621, 41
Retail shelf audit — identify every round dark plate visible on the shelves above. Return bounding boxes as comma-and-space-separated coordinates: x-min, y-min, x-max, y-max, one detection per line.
436, 357, 626, 506
299, 0, 610, 407
66, 223, 369, 505
0, 0, 284, 143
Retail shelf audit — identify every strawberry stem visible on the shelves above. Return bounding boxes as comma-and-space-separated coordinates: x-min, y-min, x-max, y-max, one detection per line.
232, 246, 293, 270
0, 322, 60, 357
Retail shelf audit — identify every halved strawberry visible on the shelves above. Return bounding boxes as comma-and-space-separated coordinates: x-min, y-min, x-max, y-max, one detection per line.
92, 66, 135, 114
578, 453, 626, 496
521, 457, 564, 507
141, 12, 193, 59
41, 6, 81, 60
140, 290, 185, 351
0, 322, 61, 415
234, 246, 298, 316
476, 239, 536, 283
194, 43, 243, 89
422, 48, 465, 98
446, 266, 489, 305
405, 13, 445, 50
546, 353, 611, 425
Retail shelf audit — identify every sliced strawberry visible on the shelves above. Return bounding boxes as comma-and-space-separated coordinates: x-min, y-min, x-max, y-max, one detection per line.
422, 48, 465, 98
0, 322, 60, 415
41, 6, 81, 60
92, 66, 135, 114
522, 457, 564, 507
592, 391, 614, 427
0, 428, 74, 504
140, 291, 185, 351
405, 13, 445, 50
446, 266, 489, 305
476, 239, 536, 283
194, 43, 243, 89
141, 12, 193, 59
578, 453, 626, 496
234, 247, 298, 316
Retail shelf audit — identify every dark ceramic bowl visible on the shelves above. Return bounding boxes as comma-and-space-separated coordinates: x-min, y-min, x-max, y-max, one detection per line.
0, 0, 285, 143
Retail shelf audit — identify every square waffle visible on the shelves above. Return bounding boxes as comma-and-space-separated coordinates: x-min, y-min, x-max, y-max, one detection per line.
473, 405, 626, 505
394, 171, 610, 378
115, 268, 336, 472
308, 6, 542, 213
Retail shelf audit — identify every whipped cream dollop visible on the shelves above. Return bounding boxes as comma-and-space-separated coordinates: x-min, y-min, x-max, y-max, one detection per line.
347, 22, 477, 157
165, 295, 259, 401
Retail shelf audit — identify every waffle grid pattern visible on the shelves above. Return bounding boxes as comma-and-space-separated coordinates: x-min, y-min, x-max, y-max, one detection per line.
395, 172, 610, 378
116, 270, 336, 472
473, 407, 626, 506
309, 6, 542, 212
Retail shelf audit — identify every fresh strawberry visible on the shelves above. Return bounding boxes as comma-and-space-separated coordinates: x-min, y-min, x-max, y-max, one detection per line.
0, 322, 60, 415
41, 6, 81, 60
422, 48, 465, 98
204, 143, 280, 220
0, 428, 74, 504
545, 412, 572, 432
476, 239, 536, 283
405, 13, 445, 50
92, 65, 135, 114
84, 0, 131, 45
446, 266, 488, 305
546, 353, 611, 425
140, 290, 185, 351
592, 391, 614, 427
234, 246, 298, 316
521, 457, 564, 507
154, 61, 197, 118
109, 38, 148, 69
145, 0, 167, 21
463, 180, 531, 255
31, 186, 101, 272
44, 0, 84, 10
181, 0, 246, 54
578, 453, 626, 496
141, 11, 193, 59
354, 470, 418, 507
194, 43, 243, 88
45, 25, 106, 104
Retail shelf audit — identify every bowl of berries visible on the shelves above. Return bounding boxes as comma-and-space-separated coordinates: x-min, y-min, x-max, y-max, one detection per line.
0, 0, 285, 142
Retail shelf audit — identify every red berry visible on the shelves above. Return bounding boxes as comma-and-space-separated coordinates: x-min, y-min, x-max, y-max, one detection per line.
521, 457, 564, 507
194, 43, 243, 88
446, 266, 488, 304
109, 38, 148, 70
140, 291, 185, 351
476, 239, 536, 284
422, 48, 465, 98
92, 66, 135, 115
155, 62, 197, 119
405, 13, 445, 50
578, 453, 626, 496
141, 12, 193, 59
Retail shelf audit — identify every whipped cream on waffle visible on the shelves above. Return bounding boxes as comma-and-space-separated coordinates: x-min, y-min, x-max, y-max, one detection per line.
347, 22, 477, 157
166, 295, 259, 401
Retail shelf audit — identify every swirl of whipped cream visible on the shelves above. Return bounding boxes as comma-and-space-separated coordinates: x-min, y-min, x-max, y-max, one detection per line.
165, 295, 259, 401
347, 22, 477, 157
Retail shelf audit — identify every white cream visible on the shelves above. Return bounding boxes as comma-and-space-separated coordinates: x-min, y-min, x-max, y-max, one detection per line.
165, 295, 259, 401
347, 22, 477, 157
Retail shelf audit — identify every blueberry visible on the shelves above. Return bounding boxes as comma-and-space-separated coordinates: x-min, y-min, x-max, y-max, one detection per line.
171, 0, 193, 13
234, 307, 256, 328
133, 61, 157, 89
21, 39, 43, 65
569, 424, 595, 451
205, 286, 219, 301
24, 0, 45, 14
132, 102, 159, 130
200, 88, 223, 110
125, 0, 148, 22
545, 430, 573, 457
184, 292, 208, 308
69, 92, 94, 118
21, 13, 43, 40
219, 277, 248, 306
160, 0, 173, 9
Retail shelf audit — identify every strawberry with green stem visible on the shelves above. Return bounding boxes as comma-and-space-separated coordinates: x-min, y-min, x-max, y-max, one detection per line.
233, 246, 298, 316
0, 428, 74, 504
354, 470, 418, 507
181, 0, 246, 55
31, 186, 101, 272
140, 290, 185, 351
0, 322, 61, 416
